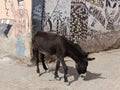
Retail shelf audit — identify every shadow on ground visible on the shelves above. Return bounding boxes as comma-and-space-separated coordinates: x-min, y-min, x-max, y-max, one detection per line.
58, 66, 105, 84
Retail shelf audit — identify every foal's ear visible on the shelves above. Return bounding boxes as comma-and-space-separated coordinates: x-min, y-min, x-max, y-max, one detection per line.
87, 57, 95, 61
85, 52, 90, 57
86, 52, 90, 55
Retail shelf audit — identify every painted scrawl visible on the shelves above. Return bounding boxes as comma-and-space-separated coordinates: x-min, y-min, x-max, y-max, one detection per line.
4, 0, 9, 16
44, 0, 71, 36
66, 0, 120, 52
69, 0, 105, 42
86, 0, 104, 8
0, 0, 13, 38
105, 0, 120, 30
32, 0, 45, 31
88, 0, 120, 31
9, 0, 30, 56
0, 18, 15, 38
70, 1, 89, 42
87, 5, 106, 32
89, 6, 105, 27
0, 0, 120, 55
44, 0, 120, 43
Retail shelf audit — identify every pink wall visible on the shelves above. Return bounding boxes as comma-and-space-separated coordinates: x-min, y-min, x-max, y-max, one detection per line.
0, 0, 32, 57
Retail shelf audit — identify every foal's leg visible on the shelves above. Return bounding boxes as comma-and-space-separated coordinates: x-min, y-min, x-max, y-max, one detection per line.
40, 53, 48, 72
54, 60, 60, 80
60, 59, 68, 82
30, 48, 36, 65
35, 50, 40, 76
59, 56, 70, 85
31, 48, 35, 62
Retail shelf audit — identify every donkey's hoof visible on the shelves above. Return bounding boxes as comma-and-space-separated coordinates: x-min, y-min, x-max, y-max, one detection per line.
54, 77, 61, 81
45, 69, 50, 73
80, 74, 86, 78
37, 73, 40, 76
64, 82, 70, 86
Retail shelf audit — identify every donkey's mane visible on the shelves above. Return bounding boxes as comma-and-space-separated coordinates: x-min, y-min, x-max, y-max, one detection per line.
61, 36, 88, 60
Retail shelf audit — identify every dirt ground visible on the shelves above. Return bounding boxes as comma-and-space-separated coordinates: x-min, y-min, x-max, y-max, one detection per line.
0, 49, 120, 90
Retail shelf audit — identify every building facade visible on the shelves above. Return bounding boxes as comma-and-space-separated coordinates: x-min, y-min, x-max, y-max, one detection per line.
0, 0, 120, 57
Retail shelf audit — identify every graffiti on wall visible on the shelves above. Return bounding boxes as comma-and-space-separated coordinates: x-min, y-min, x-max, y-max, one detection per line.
105, 8, 120, 30
69, 0, 120, 42
106, 0, 118, 8
9, 0, 30, 56
0, 0, 30, 57
44, 0, 71, 36
89, 6, 105, 27
105, 0, 120, 30
86, 0, 104, 8
4, 0, 9, 16
0, 0, 120, 54
0, 19, 15, 38
32, 0, 45, 31
9, 0, 29, 36
44, 0, 120, 43
70, 1, 89, 42
52, 9, 70, 35
42, 0, 120, 45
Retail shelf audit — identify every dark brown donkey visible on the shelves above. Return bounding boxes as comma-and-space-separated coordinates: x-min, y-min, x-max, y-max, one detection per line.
31, 31, 95, 85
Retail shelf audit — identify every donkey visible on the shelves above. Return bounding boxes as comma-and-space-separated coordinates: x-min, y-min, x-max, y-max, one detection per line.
31, 31, 95, 85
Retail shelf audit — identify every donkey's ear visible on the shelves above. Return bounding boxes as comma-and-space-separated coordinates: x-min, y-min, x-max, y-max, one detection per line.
87, 57, 95, 61
87, 52, 90, 54
85, 52, 90, 57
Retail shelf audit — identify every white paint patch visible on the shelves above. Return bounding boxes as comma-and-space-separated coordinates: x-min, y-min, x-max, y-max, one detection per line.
80, 73, 86, 77
0, 57, 12, 64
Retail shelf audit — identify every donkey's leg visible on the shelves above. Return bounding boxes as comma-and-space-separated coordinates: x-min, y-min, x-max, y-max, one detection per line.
60, 59, 68, 82
35, 49, 40, 76
31, 48, 35, 62
40, 53, 48, 72
54, 60, 60, 80
29, 48, 36, 66
59, 57, 70, 85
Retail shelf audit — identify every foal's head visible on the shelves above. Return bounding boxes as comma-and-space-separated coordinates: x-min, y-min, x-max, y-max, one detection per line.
75, 54, 95, 75
76, 58, 87, 74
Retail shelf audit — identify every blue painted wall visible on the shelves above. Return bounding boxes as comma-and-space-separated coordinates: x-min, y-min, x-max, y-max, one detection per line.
32, 0, 45, 31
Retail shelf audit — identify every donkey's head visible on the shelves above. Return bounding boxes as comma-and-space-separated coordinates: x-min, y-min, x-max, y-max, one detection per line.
76, 54, 95, 75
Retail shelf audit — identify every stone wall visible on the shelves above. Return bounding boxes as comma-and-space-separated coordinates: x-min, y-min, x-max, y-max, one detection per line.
44, 0, 120, 52
0, 0, 120, 58
0, 0, 31, 57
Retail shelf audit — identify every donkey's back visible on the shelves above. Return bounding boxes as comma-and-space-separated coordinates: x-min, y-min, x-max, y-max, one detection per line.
32, 31, 95, 85
32, 31, 65, 56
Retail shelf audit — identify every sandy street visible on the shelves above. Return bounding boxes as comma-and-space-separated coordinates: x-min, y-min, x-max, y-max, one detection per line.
0, 49, 120, 90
